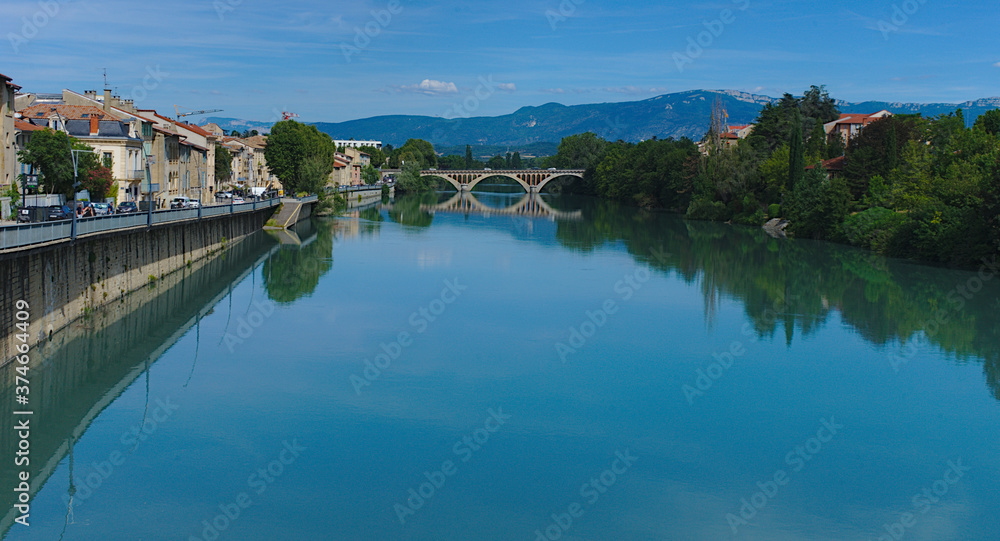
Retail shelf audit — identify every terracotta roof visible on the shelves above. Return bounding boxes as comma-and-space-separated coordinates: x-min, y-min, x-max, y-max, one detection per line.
244, 135, 268, 148
833, 112, 888, 127
14, 120, 45, 132
178, 122, 213, 137
19, 103, 112, 121
806, 156, 846, 171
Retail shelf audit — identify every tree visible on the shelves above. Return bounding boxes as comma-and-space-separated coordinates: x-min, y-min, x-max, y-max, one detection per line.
392, 139, 437, 169
973, 109, 1000, 136
17, 128, 97, 196
553, 132, 608, 169
487, 155, 506, 169
215, 144, 233, 185
512, 151, 522, 169
83, 165, 114, 201
465, 145, 473, 169
264, 120, 336, 195
361, 164, 379, 185
787, 109, 804, 192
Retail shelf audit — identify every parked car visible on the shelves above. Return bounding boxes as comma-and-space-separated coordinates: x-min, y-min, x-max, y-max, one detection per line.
170, 196, 192, 209
117, 201, 138, 213
47, 205, 73, 221
215, 191, 232, 199
92, 202, 111, 215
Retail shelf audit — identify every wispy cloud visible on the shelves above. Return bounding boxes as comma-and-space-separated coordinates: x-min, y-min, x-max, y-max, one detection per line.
497, 83, 517, 92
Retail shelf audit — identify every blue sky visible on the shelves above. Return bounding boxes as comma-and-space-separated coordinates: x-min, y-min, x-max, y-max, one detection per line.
3, 0, 998, 123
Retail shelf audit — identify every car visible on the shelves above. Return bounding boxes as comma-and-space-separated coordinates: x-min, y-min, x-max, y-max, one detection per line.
232, 197, 245, 204
188, 200, 201, 208
117, 201, 138, 213
170, 196, 192, 209
92, 202, 111, 215
46, 205, 73, 221
547, 167, 558, 171
215, 191, 232, 199
483, 168, 492, 171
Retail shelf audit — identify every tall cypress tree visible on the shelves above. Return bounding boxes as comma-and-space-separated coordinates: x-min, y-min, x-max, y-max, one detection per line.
886, 121, 898, 172
465, 145, 473, 169
788, 109, 804, 191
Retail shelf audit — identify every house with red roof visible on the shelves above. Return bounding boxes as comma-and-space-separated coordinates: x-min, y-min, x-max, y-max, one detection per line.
824, 111, 892, 145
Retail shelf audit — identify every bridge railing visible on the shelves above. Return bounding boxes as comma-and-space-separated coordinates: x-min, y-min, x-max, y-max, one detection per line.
0, 197, 281, 252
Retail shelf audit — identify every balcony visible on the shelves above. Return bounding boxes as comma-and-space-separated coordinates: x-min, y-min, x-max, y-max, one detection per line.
129, 169, 145, 180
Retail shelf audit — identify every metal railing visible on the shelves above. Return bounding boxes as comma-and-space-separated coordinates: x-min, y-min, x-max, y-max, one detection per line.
0, 198, 280, 251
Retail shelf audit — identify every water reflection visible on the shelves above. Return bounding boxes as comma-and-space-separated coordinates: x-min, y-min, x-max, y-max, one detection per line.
420, 192, 583, 221
552, 197, 1000, 400
0, 232, 277, 536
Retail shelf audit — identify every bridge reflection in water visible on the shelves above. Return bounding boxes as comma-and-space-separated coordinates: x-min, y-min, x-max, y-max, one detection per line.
420, 192, 583, 221
0, 231, 283, 537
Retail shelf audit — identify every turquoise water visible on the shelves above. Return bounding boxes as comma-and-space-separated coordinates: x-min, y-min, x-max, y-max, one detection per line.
2, 192, 999, 540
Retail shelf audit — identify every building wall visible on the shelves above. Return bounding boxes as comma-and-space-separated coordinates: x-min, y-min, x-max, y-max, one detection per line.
1, 80, 16, 193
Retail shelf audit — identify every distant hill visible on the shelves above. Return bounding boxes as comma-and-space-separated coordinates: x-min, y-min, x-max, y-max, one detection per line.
435, 142, 559, 158
208, 90, 1000, 150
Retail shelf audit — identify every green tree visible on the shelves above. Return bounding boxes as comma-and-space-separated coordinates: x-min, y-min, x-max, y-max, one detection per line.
17, 129, 97, 196
512, 151, 522, 169
361, 164, 379, 185
264, 120, 336, 195
487, 155, 506, 169
215, 144, 233, 185
465, 144, 473, 168
787, 109, 804, 192
394, 162, 431, 193
973, 109, 1000, 136
553, 132, 608, 169
393, 139, 437, 169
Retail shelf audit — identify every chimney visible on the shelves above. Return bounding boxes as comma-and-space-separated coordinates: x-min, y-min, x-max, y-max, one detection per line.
85, 90, 97, 99
103, 89, 111, 112
90, 116, 99, 136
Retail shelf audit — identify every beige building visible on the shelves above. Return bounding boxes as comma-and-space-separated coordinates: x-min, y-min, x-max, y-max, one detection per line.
1, 73, 21, 194
329, 146, 371, 187
17, 102, 144, 203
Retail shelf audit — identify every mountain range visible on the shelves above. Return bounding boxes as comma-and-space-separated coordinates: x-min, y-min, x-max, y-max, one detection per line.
202, 90, 1000, 150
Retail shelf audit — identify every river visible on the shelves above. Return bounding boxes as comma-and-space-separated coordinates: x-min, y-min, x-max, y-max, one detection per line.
2, 189, 998, 540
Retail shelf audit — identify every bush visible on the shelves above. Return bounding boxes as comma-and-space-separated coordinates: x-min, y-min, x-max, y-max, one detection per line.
842, 207, 909, 253
686, 198, 727, 221
768, 204, 782, 218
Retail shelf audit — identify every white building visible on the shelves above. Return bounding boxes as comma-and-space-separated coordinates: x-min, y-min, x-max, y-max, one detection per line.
334, 139, 382, 150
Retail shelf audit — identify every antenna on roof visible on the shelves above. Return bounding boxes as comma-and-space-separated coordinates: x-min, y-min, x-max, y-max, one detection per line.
102, 68, 109, 89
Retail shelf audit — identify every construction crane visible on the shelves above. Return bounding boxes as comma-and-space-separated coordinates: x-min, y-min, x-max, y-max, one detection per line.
174, 105, 224, 121
281, 111, 299, 121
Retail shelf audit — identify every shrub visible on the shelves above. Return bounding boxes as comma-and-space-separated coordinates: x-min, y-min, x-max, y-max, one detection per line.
842, 207, 909, 253
768, 204, 782, 218
686, 199, 727, 221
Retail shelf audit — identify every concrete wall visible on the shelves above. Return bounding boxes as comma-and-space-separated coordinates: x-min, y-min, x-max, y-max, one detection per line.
0, 207, 275, 363
0, 230, 278, 535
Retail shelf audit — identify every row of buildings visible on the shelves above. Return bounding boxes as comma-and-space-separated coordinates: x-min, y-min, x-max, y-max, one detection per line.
1, 72, 380, 209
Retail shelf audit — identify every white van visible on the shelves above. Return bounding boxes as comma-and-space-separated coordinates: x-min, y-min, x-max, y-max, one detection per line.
170, 196, 192, 209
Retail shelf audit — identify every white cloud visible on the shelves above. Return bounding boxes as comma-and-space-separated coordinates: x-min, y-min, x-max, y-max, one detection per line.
994, 62, 1000, 68
498, 83, 517, 92
604, 86, 669, 95
398, 79, 459, 95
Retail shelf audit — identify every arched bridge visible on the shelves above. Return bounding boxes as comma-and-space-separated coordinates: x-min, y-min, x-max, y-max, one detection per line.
420, 192, 583, 221
420, 169, 585, 192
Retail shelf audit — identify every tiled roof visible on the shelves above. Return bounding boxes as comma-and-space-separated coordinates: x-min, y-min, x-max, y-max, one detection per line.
19, 103, 113, 121
65, 119, 131, 138
14, 120, 45, 132
806, 156, 846, 171
179, 122, 213, 137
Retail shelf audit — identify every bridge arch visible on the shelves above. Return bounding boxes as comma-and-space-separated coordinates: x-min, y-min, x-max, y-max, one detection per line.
418, 170, 585, 193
